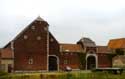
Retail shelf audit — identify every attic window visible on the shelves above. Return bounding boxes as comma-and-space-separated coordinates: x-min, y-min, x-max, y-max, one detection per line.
31, 26, 35, 30
24, 35, 28, 39
50, 38, 54, 42
37, 36, 41, 40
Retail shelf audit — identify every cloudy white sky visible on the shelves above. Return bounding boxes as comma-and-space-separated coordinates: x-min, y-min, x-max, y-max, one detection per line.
0, 0, 125, 47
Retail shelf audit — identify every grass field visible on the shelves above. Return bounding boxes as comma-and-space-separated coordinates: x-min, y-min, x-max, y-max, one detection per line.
0, 71, 125, 79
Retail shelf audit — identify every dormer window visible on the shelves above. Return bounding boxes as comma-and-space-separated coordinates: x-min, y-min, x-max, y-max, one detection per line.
31, 26, 35, 30
24, 35, 28, 39
37, 36, 41, 40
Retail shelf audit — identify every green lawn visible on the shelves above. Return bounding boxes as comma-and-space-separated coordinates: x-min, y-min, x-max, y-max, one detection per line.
0, 71, 125, 79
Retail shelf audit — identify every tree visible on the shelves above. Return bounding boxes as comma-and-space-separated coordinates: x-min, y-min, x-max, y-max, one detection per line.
77, 53, 86, 70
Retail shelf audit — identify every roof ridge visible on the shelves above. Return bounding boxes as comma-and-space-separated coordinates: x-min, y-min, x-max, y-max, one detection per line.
110, 38, 125, 41
35, 16, 45, 21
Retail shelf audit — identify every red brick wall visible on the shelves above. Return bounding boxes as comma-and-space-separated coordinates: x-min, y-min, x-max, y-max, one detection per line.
49, 33, 59, 56
59, 52, 80, 70
1, 46, 13, 59
14, 20, 48, 71
98, 53, 112, 68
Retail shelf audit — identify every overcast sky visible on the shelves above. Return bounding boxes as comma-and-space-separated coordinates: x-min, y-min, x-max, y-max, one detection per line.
0, 0, 125, 47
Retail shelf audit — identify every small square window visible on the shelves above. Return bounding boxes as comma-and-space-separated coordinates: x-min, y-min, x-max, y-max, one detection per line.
24, 35, 28, 39
31, 26, 35, 30
50, 38, 54, 42
44, 27, 48, 31
64, 60, 68, 64
37, 36, 41, 40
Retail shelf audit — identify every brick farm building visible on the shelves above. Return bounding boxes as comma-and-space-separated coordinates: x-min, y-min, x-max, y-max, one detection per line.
0, 16, 124, 72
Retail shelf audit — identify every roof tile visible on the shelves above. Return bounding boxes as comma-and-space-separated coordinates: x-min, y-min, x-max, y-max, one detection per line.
108, 38, 125, 49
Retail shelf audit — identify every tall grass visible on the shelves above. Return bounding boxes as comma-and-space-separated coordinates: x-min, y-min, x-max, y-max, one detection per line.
0, 71, 125, 79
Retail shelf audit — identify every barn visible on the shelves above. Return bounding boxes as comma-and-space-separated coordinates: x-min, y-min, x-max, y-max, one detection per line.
0, 16, 114, 72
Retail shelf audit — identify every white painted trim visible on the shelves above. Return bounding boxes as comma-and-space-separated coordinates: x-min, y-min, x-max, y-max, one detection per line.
47, 26, 49, 71
14, 70, 47, 73
11, 41, 14, 72
11, 41, 14, 58
86, 53, 98, 70
48, 55, 59, 71
84, 47, 86, 52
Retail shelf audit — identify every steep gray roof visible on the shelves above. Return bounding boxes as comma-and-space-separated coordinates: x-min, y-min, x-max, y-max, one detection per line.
78, 37, 96, 47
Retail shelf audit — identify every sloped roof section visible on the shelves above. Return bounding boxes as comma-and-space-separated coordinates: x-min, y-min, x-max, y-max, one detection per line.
60, 43, 84, 53
108, 38, 125, 49
12, 16, 48, 41
97, 46, 110, 53
3, 16, 49, 48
